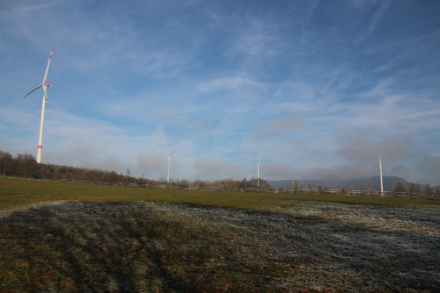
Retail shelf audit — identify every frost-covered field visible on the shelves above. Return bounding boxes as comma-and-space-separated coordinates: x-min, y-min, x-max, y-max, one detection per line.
1, 201, 439, 292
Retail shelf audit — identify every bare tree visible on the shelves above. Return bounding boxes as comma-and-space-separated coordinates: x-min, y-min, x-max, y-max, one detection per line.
408, 183, 417, 198
317, 184, 324, 194
333, 186, 339, 195
0, 151, 13, 176
103, 171, 120, 185
340, 187, 347, 196
424, 184, 433, 198
415, 185, 420, 199
366, 188, 377, 197
19, 154, 40, 178
293, 179, 300, 193
239, 178, 247, 192
393, 181, 406, 198
306, 183, 314, 194
349, 187, 355, 196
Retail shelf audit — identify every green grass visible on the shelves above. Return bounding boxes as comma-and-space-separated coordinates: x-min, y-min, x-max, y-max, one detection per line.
1, 176, 438, 210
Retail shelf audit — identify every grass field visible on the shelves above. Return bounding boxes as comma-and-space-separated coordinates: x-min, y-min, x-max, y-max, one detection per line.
1, 176, 438, 210
1, 176, 440, 292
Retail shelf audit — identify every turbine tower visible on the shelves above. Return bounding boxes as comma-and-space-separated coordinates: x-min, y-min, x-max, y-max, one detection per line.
165, 148, 177, 184
23, 48, 53, 163
379, 155, 384, 196
254, 152, 263, 187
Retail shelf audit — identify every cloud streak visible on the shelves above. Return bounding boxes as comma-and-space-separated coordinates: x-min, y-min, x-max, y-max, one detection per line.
262, 115, 307, 133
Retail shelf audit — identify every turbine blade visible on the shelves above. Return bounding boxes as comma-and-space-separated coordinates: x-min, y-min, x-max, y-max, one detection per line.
42, 48, 53, 84
258, 152, 263, 160
23, 84, 42, 98
170, 148, 177, 156
43, 89, 48, 104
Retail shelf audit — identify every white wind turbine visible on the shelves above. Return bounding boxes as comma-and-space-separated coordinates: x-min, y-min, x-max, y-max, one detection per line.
254, 152, 263, 187
23, 48, 53, 164
379, 155, 384, 196
165, 148, 177, 184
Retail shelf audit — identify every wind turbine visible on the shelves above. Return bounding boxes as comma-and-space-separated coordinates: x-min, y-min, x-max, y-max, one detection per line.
165, 148, 177, 184
254, 152, 263, 187
23, 48, 53, 164
379, 155, 384, 196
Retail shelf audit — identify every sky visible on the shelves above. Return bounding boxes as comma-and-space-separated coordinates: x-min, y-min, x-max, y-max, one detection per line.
1, 0, 440, 185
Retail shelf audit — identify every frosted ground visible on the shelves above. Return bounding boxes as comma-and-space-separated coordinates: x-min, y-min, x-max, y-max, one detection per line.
1, 200, 439, 292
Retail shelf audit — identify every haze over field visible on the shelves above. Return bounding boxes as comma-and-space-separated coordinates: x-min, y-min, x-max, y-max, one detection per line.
1, 0, 439, 185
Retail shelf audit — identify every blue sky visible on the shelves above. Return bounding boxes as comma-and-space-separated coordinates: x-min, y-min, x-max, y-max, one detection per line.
1, 0, 440, 185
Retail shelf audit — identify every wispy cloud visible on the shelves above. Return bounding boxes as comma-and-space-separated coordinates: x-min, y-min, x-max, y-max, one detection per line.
193, 158, 245, 180
196, 77, 265, 93
354, 0, 391, 44
336, 129, 415, 162
261, 115, 307, 134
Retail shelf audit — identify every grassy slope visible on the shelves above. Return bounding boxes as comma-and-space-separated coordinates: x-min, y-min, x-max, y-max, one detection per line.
1, 176, 438, 210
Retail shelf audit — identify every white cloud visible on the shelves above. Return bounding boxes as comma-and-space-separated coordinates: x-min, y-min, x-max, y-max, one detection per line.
306, 163, 377, 181
260, 163, 291, 180
192, 158, 245, 180
138, 154, 165, 170
261, 115, 307, 134
335, 129, 415, 162
196, 77, 265, 93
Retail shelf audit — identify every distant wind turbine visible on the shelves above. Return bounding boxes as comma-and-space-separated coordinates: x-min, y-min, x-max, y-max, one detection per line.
165, 148, 177, 184
23, 48, 53, 164
379, 155, 384, 196
254, 152, 263, 187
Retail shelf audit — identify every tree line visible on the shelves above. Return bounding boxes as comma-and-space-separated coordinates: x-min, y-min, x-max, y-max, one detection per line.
392, 180, 439, 199
279, 179, 439, 199
278, 179, 383, 197
1, 150, 438, 199
0, 151, 267, 190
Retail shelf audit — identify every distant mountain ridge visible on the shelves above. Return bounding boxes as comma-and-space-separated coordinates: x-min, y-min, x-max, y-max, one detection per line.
267, 176, 439, 192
